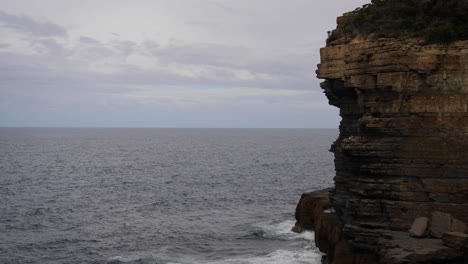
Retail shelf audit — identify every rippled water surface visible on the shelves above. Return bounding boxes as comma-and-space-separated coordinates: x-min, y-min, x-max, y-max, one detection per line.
0, 128, 337, 264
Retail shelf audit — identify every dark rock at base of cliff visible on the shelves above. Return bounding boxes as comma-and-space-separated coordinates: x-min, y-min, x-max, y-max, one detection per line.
293, 189, 468, 264
293, 188, 333, 232
293, 189, 377, 264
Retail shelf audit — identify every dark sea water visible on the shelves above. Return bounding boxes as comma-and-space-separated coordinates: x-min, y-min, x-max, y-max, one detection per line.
0, 128, 337, 264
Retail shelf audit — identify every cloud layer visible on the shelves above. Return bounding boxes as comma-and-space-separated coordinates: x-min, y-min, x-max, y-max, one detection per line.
0, 0, 370, 127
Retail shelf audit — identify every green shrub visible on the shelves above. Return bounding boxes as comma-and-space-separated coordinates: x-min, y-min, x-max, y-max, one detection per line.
328, 0, 468, 44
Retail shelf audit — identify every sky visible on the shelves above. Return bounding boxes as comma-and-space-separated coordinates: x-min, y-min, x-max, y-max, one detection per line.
0, 0, 370, 128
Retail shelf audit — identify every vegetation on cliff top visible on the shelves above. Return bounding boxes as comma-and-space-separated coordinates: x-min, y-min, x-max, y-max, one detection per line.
328, 0, 468, 44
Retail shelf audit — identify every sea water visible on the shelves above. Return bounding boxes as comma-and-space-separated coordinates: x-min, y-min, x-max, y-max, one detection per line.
0, 128, 337, 264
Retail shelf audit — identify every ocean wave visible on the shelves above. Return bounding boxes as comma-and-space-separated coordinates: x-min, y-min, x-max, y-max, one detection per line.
200, 219, 321, 264
253, 219, 314, 241
204, 248, 322, 264
106, 255, 168, 264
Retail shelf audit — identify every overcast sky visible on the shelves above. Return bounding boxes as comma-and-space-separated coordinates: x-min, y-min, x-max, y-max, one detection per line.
0, 0, 369, 128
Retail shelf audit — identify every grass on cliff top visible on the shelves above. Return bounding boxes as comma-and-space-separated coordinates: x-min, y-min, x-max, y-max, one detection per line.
328, 0, 468, 44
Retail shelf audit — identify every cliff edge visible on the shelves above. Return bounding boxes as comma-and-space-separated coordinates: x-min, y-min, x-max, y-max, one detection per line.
294, 2, 468, 263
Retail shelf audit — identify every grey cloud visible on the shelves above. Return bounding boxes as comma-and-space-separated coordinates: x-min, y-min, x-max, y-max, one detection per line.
141, 40, 159, 52
5, 24, 316, 90
73, 39, 135, 61
79, 36, 100, 44
0, 37, 319, 92
210, 1, 252, 16
111, 65, 319, 91
0, 8, 325, 125
32, 38, 68, 56
75, 45, 115, 59
111, 40, 136, 57
148, 42, 318, 89
0, 1, 371, 127
73, 39, 138, 60
0, 10, 67, 37
154, 43, 248, 67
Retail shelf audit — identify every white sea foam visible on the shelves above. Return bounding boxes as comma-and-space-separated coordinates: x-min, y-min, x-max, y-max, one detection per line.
106, 254, 166, 264
254, 219, 315, 242
205, 248, 322, 264
258, 219, 297, 237
201, 219, 322, 264
107, 219, 321, 264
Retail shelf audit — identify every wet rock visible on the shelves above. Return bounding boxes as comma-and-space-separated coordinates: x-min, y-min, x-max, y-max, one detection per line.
314, 209, 342, 253
409, 217, 429, 238
293, 189, 376, 264
291, 222, 303, 233
292, 189, 376, 264
293, 188, 332, 232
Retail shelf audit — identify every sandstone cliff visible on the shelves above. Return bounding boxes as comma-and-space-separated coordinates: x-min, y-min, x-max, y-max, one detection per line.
294, 11, 468, 264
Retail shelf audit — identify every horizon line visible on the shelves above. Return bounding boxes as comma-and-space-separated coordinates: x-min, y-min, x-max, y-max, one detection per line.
0, 126, 338, 129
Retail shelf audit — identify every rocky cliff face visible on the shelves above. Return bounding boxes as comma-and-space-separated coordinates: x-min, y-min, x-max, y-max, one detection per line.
310, 15, 468, 263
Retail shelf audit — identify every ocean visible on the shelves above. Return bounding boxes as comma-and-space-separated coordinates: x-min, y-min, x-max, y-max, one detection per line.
0, 128, 337, 264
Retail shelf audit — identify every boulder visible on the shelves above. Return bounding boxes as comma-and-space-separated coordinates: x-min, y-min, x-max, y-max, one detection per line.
450, 218, 466, 233
293, 188, 332, 232
384, 231, 461, 263
291, 222, 303, 233
429, 211, 452, 238
442, 232, 468, 250
409, 217, 429, 238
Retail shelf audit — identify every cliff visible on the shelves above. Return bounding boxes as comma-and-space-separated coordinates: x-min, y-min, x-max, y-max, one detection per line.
294, 8, 468, 264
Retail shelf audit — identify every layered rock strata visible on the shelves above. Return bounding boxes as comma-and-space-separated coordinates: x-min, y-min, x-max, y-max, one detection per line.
298, 14, 468, 264
294, 190, 467, 263
294, 189, 377, 264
